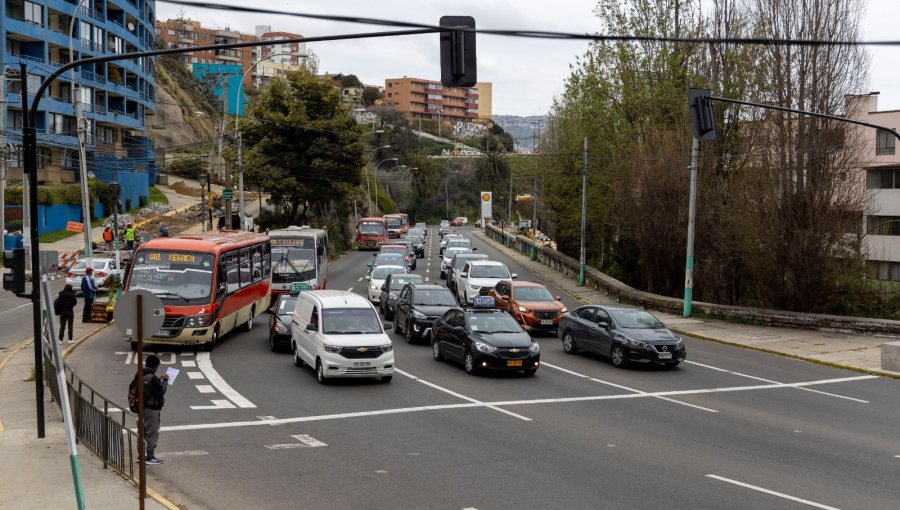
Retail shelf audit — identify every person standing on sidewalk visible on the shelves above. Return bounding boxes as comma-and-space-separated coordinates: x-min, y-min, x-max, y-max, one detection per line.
56, 284, 77, 343
80, 267, 97, 323
125, 224, 136, 250
141, 354, 169, 465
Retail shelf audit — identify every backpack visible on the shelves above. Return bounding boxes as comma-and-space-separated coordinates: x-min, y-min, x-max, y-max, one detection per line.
53, 297, 61, 316
128, 376, 138, 412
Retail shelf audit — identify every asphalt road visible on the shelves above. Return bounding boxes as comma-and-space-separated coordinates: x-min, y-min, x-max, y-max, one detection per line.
0, 277, 64, 353
63, 227, 900, 510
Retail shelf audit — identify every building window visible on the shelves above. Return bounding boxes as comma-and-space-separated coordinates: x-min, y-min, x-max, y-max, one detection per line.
867, 216, 900, 236
867, 169, 899, 189
23, 1, 42, 24
870, 261, 900, 282
168, 29, 175, 36
876, 129, 896, 156
98, 126, 117, 144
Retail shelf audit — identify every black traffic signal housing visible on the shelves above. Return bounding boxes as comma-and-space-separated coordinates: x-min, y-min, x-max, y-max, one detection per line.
440, 16, 477, 87
688, 88, 717, 141
3, 248, 26, 295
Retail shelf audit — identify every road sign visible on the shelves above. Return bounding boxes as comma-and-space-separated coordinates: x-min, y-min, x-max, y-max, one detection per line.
114, 290, 165, 339
223, 188, 233, 200
66, 221, 84, 233
290, 282, 311, 295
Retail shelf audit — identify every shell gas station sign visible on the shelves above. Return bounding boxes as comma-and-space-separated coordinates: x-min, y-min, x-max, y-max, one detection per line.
480, 191, 492, 225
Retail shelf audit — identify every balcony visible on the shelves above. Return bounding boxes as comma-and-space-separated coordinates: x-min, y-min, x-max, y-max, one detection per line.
79, 5, 106, 23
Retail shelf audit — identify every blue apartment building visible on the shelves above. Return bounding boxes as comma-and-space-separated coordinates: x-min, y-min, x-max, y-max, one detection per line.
1, 0, 156, 231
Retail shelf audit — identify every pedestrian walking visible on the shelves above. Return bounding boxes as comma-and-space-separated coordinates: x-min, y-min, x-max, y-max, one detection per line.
159, 223, 169, 237
141, 354, 169, 465
56, 284, 77, 343
80, 267, 98, 323
102, 227, 114, 250
125, 223, 136, 250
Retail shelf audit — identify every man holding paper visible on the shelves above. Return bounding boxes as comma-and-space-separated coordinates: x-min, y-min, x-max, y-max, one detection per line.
142, 355, 169, 465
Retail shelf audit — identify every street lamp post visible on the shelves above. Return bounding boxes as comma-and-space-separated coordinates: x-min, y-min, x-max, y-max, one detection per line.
374, 158, 398, 213
108, 179, 121, 295
365, 146, 390, 214
68, 0, 94, 267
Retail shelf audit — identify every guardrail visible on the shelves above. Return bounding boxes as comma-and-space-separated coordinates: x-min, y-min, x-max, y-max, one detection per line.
483, 223, 900, 337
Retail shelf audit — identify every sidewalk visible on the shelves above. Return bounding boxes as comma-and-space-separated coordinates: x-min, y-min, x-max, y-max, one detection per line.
473, 230, 900, 378
0, 321, 170, 509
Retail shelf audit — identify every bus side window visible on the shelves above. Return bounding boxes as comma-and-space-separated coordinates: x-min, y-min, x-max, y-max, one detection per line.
239, 248, 252, 288
225, 252, 240, 294
262, 243, 271, 278
216, 261, 227, 299
251, 245, 263, 282
317, 237, 327, 273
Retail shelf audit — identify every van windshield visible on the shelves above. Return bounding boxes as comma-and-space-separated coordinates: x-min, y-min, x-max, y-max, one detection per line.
322, 308, 383, 334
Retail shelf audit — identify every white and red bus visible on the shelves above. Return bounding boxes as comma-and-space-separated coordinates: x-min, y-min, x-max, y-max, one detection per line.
269, 226, 328, 298
124, 230, 271, 351
356, 217, 387, 250
384, 213, 409, 238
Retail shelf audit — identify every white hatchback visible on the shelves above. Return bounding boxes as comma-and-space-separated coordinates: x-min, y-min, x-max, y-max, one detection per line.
291, 290, 394, 384
65, 258, 124, 293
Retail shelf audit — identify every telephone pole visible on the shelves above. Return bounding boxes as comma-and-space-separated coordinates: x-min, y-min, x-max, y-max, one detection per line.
578, 137, 587, 286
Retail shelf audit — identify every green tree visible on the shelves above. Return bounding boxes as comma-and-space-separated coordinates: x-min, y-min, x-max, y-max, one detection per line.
241, 70, 364, 225
362, 87, 382, 106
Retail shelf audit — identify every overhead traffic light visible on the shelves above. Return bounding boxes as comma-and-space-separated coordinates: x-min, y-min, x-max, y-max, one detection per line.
440, 16, 477, 87
3, 248, 26, 295
688, 88, 717, 141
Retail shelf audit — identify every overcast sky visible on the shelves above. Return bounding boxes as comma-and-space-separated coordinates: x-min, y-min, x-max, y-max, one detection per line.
157, 0, 900, 116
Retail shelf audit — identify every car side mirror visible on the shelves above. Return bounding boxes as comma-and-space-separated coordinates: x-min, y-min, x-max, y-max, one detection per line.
452, 326, 465, 334
511, 273, 518, 279
306, 323, 318, 331
373, 253, 377, 257
364, 275, 371, 280
597, 320, 610, 329
383, 322, 393, 330
460, 272, 468, 278
555, 296, 562, 301
381, 285, 387, 291
472, 247, 477, 251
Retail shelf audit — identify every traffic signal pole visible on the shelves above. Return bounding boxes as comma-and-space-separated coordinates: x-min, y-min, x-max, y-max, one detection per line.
682, 137, 699, 317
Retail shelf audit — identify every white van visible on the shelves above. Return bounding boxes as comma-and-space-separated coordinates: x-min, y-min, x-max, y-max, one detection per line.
290, 290, 394, 384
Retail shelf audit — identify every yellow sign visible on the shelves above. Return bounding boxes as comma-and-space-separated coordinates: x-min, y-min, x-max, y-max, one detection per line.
168, 253, 196, 263
482, 193, 491, 202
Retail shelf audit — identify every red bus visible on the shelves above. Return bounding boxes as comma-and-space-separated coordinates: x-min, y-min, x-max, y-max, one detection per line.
357, 217, 387, 250
124, 230, 271, 351
384, 213, 409, 238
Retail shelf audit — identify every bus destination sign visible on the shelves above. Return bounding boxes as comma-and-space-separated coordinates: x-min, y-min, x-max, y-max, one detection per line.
271, 238, 313, 248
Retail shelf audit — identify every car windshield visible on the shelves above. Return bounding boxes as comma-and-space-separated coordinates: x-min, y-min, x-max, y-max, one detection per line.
453, 256, 482, 269
444, 248, 468, 259
447, 240, 471, 249
470, 265, 510, 279
374, 254, 405, 266
466, 312, 522, 333
610, 309, 664, 329
390, 275, 423, 290
277, 297, 298, 316
372, 266, 405, 280
515, 286, 555, 301
127, 250, 214, 304
322, 308, 383, 335
414, 289, 458, 306
381, 247, 406, 256
406, 236, 423, 245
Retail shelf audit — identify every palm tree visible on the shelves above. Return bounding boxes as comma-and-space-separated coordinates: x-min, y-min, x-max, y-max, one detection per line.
406, 152, 445, 198
477, 148, 510, 197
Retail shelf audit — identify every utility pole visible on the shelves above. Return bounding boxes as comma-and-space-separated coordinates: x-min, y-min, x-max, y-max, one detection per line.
445, 178, 449, 218
578, 137, 587, 286
199, 174, 207, 232
0, 72, 6, 240
530, 178, 537, 260
683, 137, 699, 317
76, 104, 92, 268
507, 166, 513, 247
236, 128, 244, 229
220, 78, 232, 229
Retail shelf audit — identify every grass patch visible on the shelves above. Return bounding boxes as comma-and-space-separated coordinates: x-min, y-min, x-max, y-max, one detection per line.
24, 367, 35, 382
149, 186, 169, 205
39, 229, 78, 243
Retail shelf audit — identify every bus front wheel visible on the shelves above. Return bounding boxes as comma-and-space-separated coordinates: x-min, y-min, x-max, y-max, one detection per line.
203, 327, 219, 352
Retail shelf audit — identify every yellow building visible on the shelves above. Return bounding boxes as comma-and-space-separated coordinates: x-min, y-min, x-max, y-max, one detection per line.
475, 82, 492, 120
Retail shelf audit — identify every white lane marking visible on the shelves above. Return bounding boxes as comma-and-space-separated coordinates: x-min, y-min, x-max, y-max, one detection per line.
0, 303, 30, 316
196, 385, 215, 394
158, 450, 209, 457
196, 352, 256, 408
686, 360, 870, 403
181, 360, 196, 368
358, 277, 363, 282
181, 352, 194, 357
186, 371, 204, 380
706, 475, 841, 510
265, 434, 328, 449
161, 375, 874, 432
394, 368, 532, 422
347, 287, 354, 292
189, 399, 236, 410
541, 362, 718, 413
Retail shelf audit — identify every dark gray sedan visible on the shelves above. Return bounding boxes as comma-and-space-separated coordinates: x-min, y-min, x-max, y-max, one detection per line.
558, 305, 685, 368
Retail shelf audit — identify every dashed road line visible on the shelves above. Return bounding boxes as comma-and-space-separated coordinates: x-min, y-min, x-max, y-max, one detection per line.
186, 371, 204, 380
196, 385, 215, 394
181, 360, 196, 368
358, 277, 364, 282
347, 287, 354, 291
196, 352, 256, 408
541, 361, 718, 413
394, 368, 532, 421
706, 474, 841, 510
265, 434, 328, 449
158, 450, 209, 457
189, 399, 236, 410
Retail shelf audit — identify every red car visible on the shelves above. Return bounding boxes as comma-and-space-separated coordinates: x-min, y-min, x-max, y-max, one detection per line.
450, 218, 463, 227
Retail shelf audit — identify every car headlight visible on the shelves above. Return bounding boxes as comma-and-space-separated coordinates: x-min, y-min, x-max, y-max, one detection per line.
517, 305, 529, 313
624, 337, 652, 349
370, 283, 379, 291
323, 344, 342, 353
529, 342, 540, 353
469, 284, 480, 290
560, 307, 568, 313
474, 341, 497, 354
186, 314, 212, 327
412, 310, 427, 319
675, 335, 684, 345
380, 343, 393, 352
275, 322, 288, 334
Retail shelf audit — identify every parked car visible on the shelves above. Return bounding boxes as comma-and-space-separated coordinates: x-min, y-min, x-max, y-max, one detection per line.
290, 290, 394, 384
393, 283, 459, 344
66, 258, 124, 293
367, 265, 408, 302
269, 294, 298, 352
456, 260, 516, 305
558, 305, 686, 368
379, 273, 424, 320
431, 297, 539, 376
447, 253, 489, 295
490, 280, 567, 334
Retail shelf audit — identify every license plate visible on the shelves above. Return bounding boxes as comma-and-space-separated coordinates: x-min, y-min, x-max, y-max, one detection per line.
506, 360, 523, 367
657, 352, 673, 360
352, 361, 371, 367
540, 319, 553, 325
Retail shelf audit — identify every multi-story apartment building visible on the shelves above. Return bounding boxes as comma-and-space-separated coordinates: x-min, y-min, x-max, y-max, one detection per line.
384, 77, 481, 126
1, 0, 157, 213
846, 92, 900, 281
253, 26, 306, 87
154, 18, 256, 87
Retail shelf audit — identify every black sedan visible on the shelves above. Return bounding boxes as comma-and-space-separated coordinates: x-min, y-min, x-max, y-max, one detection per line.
431, 305, 540, 376
268, 294, 298, 352
404, 234, 425, 258
379, 273, 424, 320
559, 305, 685, 368
393, 283, 459, 343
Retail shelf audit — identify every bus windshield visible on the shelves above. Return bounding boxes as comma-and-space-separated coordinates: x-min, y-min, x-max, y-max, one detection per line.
272, 245, 316, 281
128, 250, 215, 304
386, 218, 401, 229
358, 222, 385, 236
